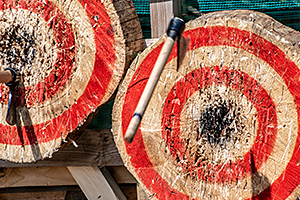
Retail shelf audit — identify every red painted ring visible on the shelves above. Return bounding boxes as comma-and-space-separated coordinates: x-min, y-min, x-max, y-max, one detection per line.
122, 26, 300, 199
0, 0, 75, 106
162, 66, 277, 184
0, 0, 116, 146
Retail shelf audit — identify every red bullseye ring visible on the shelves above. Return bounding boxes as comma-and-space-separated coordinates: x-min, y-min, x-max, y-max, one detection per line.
120, 25, 300, 199
0, 0, 124, 162
162, 66, 277, 183
0, 0, 76, 106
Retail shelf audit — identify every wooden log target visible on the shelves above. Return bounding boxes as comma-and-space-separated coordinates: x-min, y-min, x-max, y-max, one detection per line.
112, 10, 300, 199
0, 0, 143, 163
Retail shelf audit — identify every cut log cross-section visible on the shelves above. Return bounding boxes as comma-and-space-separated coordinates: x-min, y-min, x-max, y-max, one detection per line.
113, 10, 300, 199
0, 0, 143, 163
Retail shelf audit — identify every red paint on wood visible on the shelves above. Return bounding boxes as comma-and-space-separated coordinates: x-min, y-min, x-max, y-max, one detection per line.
122, 26, 300, 199
162, 66, 277, 183
0, 0, 116, 146
0, 0, 75, 106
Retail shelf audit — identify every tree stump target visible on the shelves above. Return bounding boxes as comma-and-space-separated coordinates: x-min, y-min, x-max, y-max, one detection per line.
112, 10, 300, 199
0, 0, 143, 163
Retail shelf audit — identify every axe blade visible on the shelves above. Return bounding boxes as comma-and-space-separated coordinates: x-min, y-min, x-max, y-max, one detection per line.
177, 35, 190, 71
6, 89, 16, 125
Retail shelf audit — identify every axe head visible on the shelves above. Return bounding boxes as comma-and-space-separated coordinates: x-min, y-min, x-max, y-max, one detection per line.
6, 89, 16, 125
166, 17, 189, 71
177, 35, 190, 71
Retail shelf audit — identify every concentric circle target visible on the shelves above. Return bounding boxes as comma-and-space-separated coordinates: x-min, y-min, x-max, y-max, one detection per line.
113, 10, 300, 199
0, 0, 143, 163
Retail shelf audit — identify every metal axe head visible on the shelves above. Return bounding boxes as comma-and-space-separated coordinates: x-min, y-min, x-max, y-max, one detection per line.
166, 17, 190, 71
177, 35, 190, 71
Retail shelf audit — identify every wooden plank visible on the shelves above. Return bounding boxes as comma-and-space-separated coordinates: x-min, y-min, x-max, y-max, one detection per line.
137, 183, 150, 200
173, 0, 182, 17
68, 166, 121, 200
0, 129, 123, 167
150, 0, 173, 38
119, 184, 137, 200
106, 166, 137, 184
0, 167, 76, 188
0, 191, 66, 200
0, 185, 85, 199
100, 167, 127, 200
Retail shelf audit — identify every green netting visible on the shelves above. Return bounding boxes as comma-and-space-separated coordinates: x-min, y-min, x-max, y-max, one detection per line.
181, 0, 300, 31
132, 0, 300, 39
132, 0, 150, 14
265, 10, 300, 31
87, 100, 114, 129
138, 14, 151, 39
187, 0, 300, 12
132, 0, 150, 38
133, 0, 300, 14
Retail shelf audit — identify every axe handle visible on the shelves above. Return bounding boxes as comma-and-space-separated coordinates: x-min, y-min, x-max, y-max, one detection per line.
0, 70, 13, 83
124, 37, 175, 143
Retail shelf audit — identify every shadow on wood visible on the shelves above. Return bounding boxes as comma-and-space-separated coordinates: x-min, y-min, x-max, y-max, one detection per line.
0, 129, 123, 167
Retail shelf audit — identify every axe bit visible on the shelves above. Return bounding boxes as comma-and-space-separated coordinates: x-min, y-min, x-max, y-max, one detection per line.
125, 17, 189, 143
4, 68, 20, 126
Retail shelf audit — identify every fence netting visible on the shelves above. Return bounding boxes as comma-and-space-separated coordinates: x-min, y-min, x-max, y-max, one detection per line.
132, 0, 300, 38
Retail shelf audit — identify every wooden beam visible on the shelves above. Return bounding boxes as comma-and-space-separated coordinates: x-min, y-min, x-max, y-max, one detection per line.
150, 0, 173, 38
149, 0, 183, 38
100, 167, 127, 200
0, 167, 76, 188
0, 191, 66, 200
106, 166, 137, 184
0, 185, 86, 199
0, 129, 123, 167
173, 0, 182, 17
0, 166, 137, 188
137, 183, 150, 200
68, 166, 126, 200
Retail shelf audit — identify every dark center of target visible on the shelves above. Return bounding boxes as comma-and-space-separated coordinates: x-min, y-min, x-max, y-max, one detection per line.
124, 25, 299, 198
0, 26, 36, 68
0, 3, 76, 107
199, 99, 243, 146
161, 66, 277, 183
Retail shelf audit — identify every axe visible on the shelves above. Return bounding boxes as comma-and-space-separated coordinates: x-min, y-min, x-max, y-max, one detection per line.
2, 68, 20, 125
125, 17, 189, 143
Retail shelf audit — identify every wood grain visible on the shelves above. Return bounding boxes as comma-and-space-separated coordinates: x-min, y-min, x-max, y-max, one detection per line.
0, 167, 76, 188
68, 166, 120, 200
112, 0, 144, 69
150, 0, 173, 38
137, 183, 150, 200
0, 166, 136, 189
0, 0, 143, 163
0, 191, 66, 200
106, 166, 137, 184
113, 10, 300, 200
100, 167, 127, 200
0, 129, 123, 167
